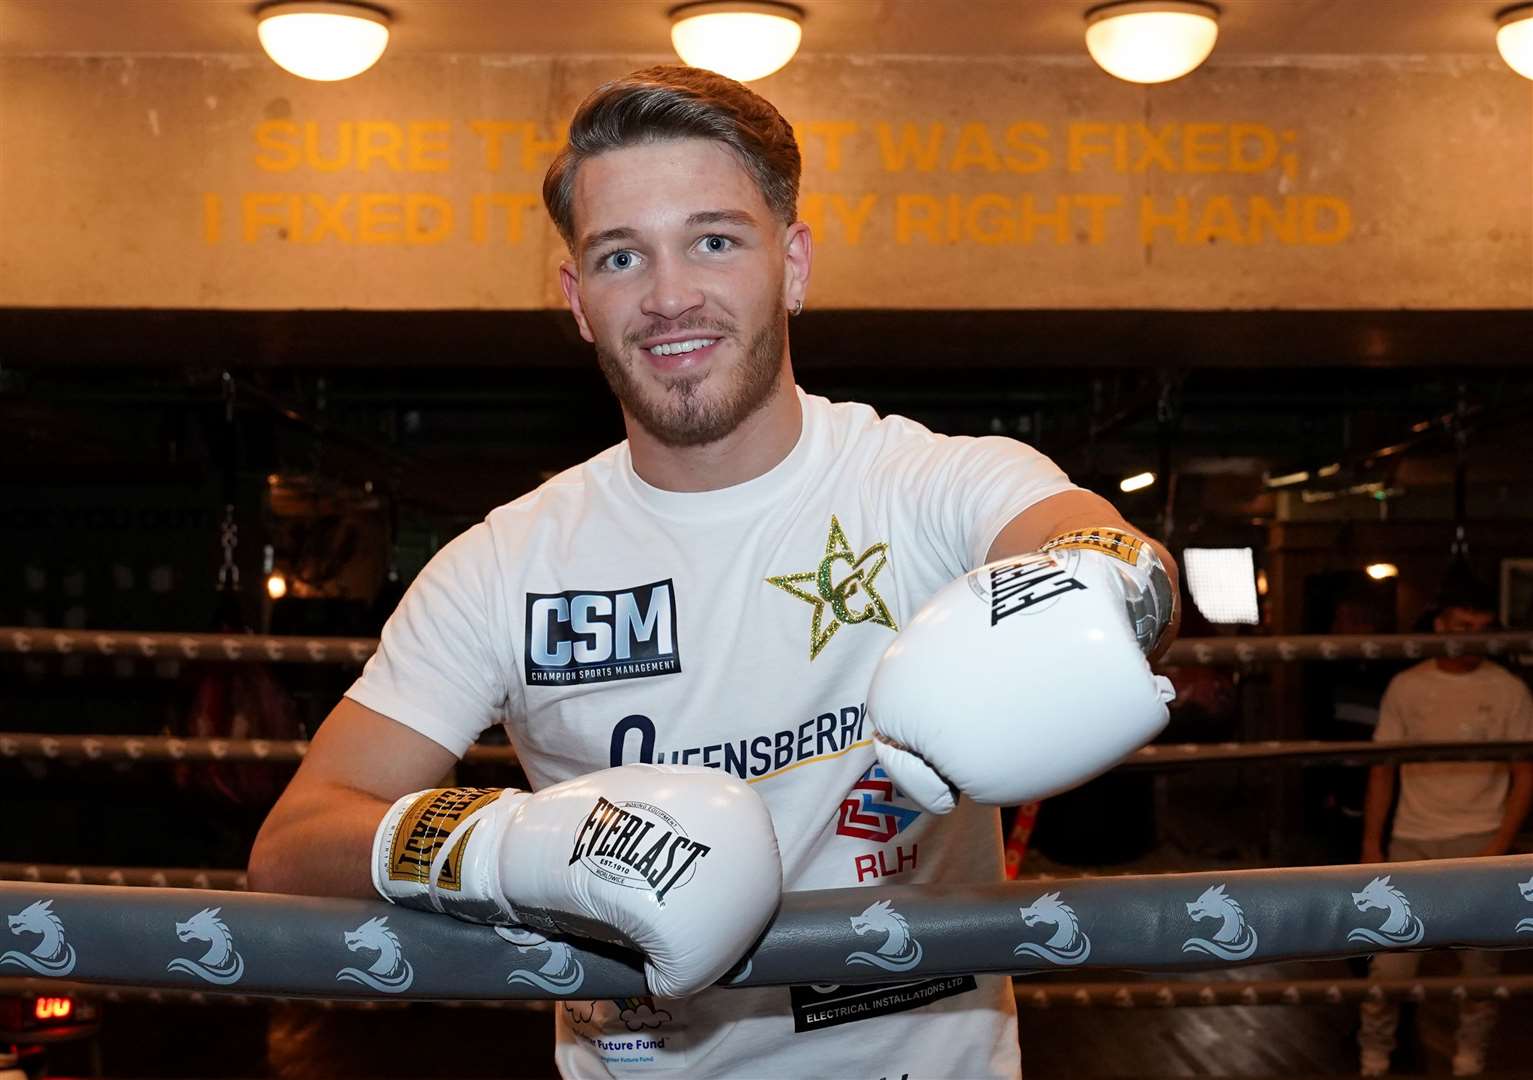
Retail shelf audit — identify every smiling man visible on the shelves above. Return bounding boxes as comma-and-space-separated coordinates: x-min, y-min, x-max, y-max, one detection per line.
249, 65, 1179, 1078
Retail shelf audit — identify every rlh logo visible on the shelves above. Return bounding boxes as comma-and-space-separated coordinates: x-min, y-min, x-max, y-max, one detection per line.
167, 907, 244, 985
837, 763, 920, 842
525, 580, 680, 686
496, 925, 585, 994
0, 900, 77, 977
336, 916, 415, 993
845, 900, 923, 972
1516, 875, 1533, 934
1182, 884, 1259, 961
1347, 876, 1425, 947
1014, 892, 1091, 966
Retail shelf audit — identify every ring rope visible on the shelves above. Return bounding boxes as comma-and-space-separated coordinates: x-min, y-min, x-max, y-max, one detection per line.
2, 627, 1529, 666
0, 856, 1528, 1000
0, 860, 1284, 890
2, 974, 1528, 1011
1013, 974, 1533, 1008
0, 864, 247, 890
2, 731, 1528, 768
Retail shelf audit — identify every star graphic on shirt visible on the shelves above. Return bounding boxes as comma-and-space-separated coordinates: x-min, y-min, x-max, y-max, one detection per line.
766, 515, 898, 661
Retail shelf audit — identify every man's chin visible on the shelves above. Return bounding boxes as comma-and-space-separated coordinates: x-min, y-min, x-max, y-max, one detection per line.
627, 396, 735, 449
627, 373, 783, 449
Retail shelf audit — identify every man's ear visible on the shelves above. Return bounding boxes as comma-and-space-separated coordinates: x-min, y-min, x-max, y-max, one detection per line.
782, 220, 813, 311
559, 259, 595, 344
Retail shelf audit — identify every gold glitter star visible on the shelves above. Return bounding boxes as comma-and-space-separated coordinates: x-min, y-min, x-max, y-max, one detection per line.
766, 516, 898, 661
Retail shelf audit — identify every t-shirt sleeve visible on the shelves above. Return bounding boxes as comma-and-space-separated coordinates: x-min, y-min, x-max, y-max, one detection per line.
1374, 677, 1407, 741
345, 522, 510, 757
872, 415, 1079, 581
1507, 676, 1533, 741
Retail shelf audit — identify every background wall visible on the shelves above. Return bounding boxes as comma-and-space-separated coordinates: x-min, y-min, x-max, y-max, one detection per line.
3, 54, 1529, 310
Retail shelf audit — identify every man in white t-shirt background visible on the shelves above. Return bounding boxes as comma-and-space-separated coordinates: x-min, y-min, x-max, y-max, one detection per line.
249, 64, 1180, 1078
1358, 574, 1533, 1077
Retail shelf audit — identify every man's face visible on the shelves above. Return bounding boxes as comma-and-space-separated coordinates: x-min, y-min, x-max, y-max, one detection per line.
1435, 606, 1495, 634
560, 138, 798, 448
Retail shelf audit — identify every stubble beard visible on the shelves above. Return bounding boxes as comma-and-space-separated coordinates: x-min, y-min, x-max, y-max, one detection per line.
595, 306, 787, 449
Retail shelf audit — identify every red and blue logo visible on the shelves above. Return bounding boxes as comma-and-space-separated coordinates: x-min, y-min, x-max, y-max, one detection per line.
836, 764, 921, 842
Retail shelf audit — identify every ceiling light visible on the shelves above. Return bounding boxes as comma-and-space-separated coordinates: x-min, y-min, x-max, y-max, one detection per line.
257, 2, 391, 82
1499, 5, 1533, 79
1084, 1, 1220, 85
1264, 469, 1310, 489
1119, 471, 1156, 493
1366, 562, 1399, 581
670, 2, 804, 82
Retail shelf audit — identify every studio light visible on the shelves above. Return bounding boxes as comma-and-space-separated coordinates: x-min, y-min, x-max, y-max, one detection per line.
1084, 1, 1220, 85
1366, 562, 1399, 581
1497, 4, 1533, 80
257, 2, 391, 82
1120, 471, 1156, 493
1183, 547, 1260, 625
670, 2, 804, 82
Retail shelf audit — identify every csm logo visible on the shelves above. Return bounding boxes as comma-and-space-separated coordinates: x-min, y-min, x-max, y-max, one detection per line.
526, 580, 680, 686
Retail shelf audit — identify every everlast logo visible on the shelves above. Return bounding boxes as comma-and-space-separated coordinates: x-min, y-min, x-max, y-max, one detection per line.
387, 787, 501, 888
989, 554, 1087, 626
526, 580, 680, 685
569, 797, 710, 905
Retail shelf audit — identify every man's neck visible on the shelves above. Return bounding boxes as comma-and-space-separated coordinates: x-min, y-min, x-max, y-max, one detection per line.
1435, 655, 1485, 675
627, 379, 803, 493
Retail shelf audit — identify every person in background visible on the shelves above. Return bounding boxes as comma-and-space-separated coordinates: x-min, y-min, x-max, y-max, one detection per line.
1358, 573, 1533, 1077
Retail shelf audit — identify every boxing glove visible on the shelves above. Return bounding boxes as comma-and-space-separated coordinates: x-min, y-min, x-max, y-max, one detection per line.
869, 527, 1176, 814
372, 763, 782, 998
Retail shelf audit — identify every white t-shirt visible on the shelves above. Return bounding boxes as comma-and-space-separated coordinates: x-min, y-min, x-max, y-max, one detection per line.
348, 389, 1077, 1079
1374, 659, 1533, 842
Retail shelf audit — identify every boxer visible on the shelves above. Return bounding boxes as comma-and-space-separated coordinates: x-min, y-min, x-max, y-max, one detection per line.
250, 64, 1179, 1078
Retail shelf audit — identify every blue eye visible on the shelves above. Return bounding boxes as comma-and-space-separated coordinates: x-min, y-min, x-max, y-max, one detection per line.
701, 235, 733, 253
600, 250, 637, 271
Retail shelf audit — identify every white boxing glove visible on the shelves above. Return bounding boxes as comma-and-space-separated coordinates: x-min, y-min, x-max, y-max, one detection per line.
869, 527, 1176, 814
371, 764, 782, 998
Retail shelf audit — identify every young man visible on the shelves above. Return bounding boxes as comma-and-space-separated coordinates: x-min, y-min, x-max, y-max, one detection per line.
249, 66, 1178, 1078
1358, 578, 1533, 1078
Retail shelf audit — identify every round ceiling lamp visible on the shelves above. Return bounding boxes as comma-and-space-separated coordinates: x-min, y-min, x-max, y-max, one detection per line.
670, 2, 805, 82
257, 2, 392, 82
1084, 1, 1220, 85
1497, 4, 1533, 80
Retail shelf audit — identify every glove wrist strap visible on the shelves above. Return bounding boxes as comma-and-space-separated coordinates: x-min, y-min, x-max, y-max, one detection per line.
1041, 526, 1176, 656
372, 786, 526, 924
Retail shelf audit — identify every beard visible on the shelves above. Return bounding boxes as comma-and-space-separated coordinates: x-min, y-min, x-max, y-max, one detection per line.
594, 306, 787, 449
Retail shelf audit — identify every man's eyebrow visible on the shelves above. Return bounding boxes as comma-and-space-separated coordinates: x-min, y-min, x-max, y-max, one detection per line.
578, 226, 639, 257
686, 209, 760, 230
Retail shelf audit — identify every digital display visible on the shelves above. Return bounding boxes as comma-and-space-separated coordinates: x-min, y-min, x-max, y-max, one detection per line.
34, 996, 73, 1022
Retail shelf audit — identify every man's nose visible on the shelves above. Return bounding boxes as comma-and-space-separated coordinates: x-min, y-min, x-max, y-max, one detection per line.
641, 254, 705, 321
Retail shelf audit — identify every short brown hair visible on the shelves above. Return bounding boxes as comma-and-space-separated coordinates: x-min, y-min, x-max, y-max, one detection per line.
543, 65, 801, 251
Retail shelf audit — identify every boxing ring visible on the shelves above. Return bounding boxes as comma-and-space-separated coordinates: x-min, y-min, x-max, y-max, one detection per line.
2, 627, 1531, 1013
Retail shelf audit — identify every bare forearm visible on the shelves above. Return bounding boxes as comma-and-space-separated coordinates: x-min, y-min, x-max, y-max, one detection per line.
1488, 767, 1533, 854
248, 785, 392, 900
